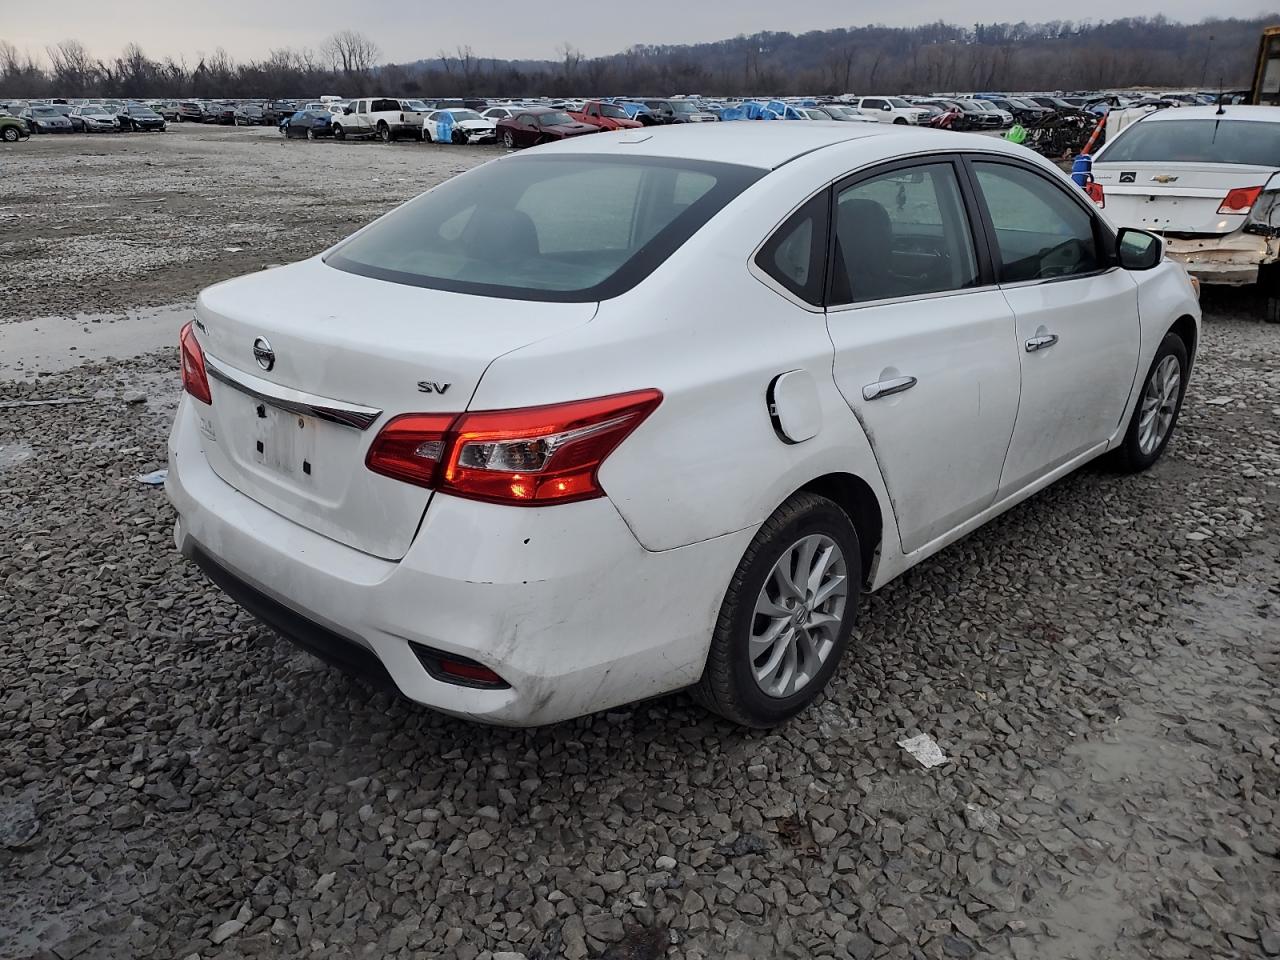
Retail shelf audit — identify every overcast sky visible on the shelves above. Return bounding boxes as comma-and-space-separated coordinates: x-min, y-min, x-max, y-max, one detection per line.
2, 0, 1266, 63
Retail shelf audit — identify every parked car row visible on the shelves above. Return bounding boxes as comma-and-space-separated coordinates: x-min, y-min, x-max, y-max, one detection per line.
0, 99, 168, 133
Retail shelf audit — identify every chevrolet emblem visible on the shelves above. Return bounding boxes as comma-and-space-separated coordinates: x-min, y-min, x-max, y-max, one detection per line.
1151, 174, 1179, 184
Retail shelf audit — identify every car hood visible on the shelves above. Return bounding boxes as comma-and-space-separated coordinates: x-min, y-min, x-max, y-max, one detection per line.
543, 122, 597, 134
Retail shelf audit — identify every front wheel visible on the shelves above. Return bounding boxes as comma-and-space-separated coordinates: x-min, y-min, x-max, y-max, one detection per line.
502, 130, 515, 149
1, 127, 19, 142
307, 128, 316, 141
893, 117, 908, 125
694, 492, 861, 728
333, 125, 345, 141
1112, 332, 1189, 471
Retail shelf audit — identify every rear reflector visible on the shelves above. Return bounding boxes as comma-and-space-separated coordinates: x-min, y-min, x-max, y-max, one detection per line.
1219, 186, 1262, 215
365, 389, 662, 506
410, 642, 509, 689
179, 321, 212, 405
1084, 182, 1105, 207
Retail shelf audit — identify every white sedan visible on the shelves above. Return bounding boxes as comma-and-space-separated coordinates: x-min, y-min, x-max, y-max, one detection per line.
167, 124, 1200, 727
422, 109, 497, 144
70, 104, 118, 132
1091, 105, 1280, 286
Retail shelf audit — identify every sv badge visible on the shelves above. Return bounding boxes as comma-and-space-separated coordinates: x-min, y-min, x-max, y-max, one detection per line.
417, 380, 452, 394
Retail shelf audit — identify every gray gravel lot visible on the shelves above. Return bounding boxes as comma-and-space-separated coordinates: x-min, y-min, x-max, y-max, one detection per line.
2, 126, 1279, 960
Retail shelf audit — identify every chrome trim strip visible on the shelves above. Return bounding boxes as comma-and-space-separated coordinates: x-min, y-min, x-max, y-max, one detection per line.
826, 283, 1000, 313
204, 354, 383, 431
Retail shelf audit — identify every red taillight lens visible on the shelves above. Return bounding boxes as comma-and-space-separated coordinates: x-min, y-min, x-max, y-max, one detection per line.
1218, 186, 1262, 215
437, 659, 505, 685
364, 412, 456, 488
179, 321, 212, 405
1084, 181, 1105, 207
443, 389, 662, 505
364, 389, 662, 506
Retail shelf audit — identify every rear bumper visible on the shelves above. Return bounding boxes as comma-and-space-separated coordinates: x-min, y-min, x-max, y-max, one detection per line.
1163, 231, 1280, 286
166, 397, 750, 725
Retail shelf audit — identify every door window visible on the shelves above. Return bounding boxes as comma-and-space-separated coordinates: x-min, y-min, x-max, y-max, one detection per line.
972, 161, 1101, 282
755, 191, 829, 305
862, 98, 886, 110
831, 162, 979, 304
357, 101, 367, 114
517, 114, 535, 126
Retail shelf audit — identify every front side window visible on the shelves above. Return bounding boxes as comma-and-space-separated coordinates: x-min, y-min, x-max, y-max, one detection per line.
972, 161, 1101, 283
862, 99, 886, 110
326, 155, 762, 302
831, 162, 979, 304
755, 191, 829, 305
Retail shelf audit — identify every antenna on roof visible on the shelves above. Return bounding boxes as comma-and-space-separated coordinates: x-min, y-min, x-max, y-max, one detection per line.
1217, 75, 1226, 115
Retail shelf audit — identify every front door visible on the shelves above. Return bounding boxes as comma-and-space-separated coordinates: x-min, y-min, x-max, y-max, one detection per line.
965, 158, 1141, 496
825, 158, 1021, 554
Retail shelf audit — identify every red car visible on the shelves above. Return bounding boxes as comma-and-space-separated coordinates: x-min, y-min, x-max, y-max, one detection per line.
497, 107, 600, 149
568, 100, 644, 132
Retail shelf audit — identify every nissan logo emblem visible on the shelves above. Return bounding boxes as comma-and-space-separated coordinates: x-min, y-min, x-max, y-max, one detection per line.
252, 337, 275, 372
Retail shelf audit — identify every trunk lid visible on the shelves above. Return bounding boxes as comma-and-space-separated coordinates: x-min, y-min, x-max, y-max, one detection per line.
1092, 161, 1276, 235
193, 257, 596, 560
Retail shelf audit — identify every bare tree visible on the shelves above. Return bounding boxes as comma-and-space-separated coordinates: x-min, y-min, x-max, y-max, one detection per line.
322, 29, 380, 77
46, 39, 97, 96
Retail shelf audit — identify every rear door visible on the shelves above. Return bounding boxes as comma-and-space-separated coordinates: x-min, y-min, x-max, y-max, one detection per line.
965, 156, 1140, 496
825, 156, 1021, 554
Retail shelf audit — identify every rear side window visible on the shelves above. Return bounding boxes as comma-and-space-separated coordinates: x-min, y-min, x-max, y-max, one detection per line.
755, 192, 829, 305
972, 161, 1100, 282
831, 162, 978, 303
326, 155, 763, 302
1101, 118, 1280, 166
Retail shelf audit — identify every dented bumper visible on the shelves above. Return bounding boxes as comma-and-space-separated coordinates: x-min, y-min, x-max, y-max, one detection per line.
1163, 232, 1280, 286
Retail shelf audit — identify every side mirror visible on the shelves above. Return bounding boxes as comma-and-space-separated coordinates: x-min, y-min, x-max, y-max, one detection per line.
343, 107, 353, 115
1116, 228, 1162, 271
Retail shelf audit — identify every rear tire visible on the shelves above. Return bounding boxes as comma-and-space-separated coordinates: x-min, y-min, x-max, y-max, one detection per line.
378, 122, 391, 143
1112, 332, 1189, 472
307, 128, 316, 141
693, 492, 861, 728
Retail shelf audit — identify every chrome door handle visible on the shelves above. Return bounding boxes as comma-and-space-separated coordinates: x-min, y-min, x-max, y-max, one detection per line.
1025, 334, 1059, 352
862, 376, 917, 401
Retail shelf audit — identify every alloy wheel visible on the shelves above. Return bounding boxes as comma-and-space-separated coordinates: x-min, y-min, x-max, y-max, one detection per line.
1137, 354, 1180, 455
750, 534, 848, 699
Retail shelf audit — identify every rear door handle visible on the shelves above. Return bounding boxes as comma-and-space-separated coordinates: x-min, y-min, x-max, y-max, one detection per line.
1025, 334, 1059, 352
862, 376, 917, 401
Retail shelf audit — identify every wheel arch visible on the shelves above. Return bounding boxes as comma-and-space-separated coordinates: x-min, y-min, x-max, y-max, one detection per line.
793, 472, 883, 585
1168, 313, 1198, 364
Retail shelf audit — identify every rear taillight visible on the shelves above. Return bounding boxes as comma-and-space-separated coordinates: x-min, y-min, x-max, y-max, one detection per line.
1084, 182, 1105, 207
1219, 186, 1262, 215
179, 321, 212, 405
365, 389, 662, 506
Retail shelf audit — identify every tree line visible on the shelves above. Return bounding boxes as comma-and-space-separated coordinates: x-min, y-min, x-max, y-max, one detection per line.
0, 16, 1272, 100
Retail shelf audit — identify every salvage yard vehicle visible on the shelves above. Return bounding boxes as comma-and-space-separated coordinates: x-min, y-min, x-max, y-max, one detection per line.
0, 113, 29, 141
422, 109, 498, 144
281, 109, 335, 139
116, 102, 166, 132
642, 98, 719, 123
847, 97, 928, 124
177, 101, 206, 122
568, 100, 644, 131
334, 97, 428, 142
168, 123, 1200, 728
1090, 105, 1280, 287
23, 105, 73, 133
70, 103, 118, 132
496, 107, 599, 148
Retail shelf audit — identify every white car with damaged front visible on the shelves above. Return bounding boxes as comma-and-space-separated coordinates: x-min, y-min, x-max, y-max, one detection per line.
1091, 105, 1280, 286
167, 124, 1200, 728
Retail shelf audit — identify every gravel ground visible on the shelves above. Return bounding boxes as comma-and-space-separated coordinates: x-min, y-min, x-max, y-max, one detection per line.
2, 128, 1279, 960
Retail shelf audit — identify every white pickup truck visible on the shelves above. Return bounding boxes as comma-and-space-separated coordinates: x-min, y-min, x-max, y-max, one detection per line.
331, 97, 430, 142
848, 96, 929, 125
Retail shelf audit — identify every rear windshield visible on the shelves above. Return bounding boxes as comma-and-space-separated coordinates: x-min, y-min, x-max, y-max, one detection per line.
1101, 118, 1280, 167
326, 154, 763, 302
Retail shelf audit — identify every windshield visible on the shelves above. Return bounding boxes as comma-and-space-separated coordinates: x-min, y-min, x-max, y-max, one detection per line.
133, 108, 160, 117
538, 111, 573, 126
887, 98, 912, 109
32, 107, 58, 116
977, 100, 999, 111
326, 155, 763, 302
600, 104, 628, 119
450, 109, 481, 121
403, 100, 429, 111
1101, 118, 1280, 167
671, 101, 697, 113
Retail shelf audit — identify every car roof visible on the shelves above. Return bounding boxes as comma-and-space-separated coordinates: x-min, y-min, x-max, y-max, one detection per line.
1135, 105, 1280, 123
524, 122, 1034, 170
